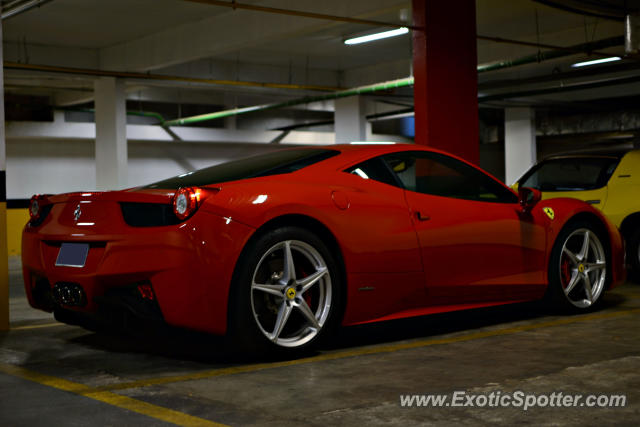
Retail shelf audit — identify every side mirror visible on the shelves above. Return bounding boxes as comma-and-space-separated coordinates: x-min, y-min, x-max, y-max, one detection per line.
518, 187, 541, 212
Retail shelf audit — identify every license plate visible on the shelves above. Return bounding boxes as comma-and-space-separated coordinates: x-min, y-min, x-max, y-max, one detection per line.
55, 243, 89, 268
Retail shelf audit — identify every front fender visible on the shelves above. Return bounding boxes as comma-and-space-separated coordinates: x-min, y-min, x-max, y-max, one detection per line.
537, 198, 626, 288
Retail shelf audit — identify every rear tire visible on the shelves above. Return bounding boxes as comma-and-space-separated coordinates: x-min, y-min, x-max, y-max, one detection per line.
546, 220, 609, 312
227, 226, 342, 357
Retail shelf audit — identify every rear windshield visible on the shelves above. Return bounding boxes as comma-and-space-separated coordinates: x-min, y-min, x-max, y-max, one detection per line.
145, 148, 338, 189
519, 157, 619, 191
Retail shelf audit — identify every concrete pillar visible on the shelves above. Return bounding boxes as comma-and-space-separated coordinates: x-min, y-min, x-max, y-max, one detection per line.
412, 0, 479, 164
505, 107, 536, 185
94, 77, 127, 190
0, 11, 9, 330
334, 96, 369, 144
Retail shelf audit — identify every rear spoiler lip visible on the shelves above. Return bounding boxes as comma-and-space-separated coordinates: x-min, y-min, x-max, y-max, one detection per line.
43, 186, 221, 205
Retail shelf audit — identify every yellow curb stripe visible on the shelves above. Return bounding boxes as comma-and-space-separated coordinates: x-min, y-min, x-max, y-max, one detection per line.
11, 322, 65, 331
95, 307, 640, 393
0, 362, 228, 427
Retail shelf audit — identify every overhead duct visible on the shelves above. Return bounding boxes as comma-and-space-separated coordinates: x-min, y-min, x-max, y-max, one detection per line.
625, 14, 640, 55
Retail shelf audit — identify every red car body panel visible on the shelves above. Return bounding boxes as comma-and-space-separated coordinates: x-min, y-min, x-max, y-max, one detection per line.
21, 144, 626, 335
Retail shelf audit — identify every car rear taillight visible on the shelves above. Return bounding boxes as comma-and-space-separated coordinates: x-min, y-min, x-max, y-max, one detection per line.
28, 195, 53, 227
172, 187, 202, 220
29, 196, 41, 221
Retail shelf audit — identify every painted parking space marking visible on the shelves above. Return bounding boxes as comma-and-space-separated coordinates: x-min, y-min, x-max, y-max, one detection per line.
0, 362, 228, 427
10, 322, 64, 331
94, 307, 640, 393
1, 307, 638, 426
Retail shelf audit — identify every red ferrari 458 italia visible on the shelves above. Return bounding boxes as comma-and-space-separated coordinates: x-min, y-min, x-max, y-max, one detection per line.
22, 144, 625, 354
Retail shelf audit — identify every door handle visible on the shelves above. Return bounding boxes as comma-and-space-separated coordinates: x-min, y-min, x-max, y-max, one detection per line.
415, 211, 430, 221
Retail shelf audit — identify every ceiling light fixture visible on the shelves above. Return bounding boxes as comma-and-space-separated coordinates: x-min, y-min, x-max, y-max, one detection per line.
344, 27, 409, 45
571, 56, 621, 68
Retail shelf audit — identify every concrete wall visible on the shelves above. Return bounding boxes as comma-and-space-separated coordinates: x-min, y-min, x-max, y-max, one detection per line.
7, 138, 284, 199
5, 138, 287, 255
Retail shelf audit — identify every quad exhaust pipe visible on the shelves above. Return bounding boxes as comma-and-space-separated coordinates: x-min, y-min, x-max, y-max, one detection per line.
52, 282, 87, 307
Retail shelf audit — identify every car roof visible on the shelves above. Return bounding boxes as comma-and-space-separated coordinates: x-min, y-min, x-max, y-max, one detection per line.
324, 142, 467, 160
543, 147, 639, 161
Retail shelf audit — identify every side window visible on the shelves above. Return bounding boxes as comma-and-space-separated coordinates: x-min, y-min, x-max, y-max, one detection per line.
345, 157, 399, 187
383, 151, 518, 203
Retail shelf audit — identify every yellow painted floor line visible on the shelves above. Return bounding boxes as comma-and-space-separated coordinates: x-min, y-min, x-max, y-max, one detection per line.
95, 307, 640, 393
0, 362, 228, 427
11, 322, 64, 331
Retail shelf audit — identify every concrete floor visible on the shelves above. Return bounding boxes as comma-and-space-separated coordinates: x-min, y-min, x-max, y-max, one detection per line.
2, 256, 640, 426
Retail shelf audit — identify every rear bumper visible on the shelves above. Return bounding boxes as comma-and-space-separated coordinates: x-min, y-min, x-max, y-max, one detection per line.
22, 210, 254, 335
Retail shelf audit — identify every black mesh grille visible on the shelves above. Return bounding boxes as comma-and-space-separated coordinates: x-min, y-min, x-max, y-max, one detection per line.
120, 203, 180, 227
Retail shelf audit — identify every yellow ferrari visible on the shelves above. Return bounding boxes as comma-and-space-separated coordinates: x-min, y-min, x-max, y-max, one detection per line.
515, 149, 640, 276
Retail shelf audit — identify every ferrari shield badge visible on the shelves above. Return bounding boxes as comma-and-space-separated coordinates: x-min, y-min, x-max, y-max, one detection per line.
543, 207, 555, 220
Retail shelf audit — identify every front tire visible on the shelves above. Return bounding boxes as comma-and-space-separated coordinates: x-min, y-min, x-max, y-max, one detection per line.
547, 221, 609, 311
227, 226, 341, 355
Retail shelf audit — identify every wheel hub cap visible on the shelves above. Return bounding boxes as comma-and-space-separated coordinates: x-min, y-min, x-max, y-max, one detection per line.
286, 287, 296, 300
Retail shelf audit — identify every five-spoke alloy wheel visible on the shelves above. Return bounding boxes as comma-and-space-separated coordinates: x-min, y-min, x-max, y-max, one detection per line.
228, 226, 340, 354
251, 240, 332, 347
559, 228, 607, 308
549, 221, 609, 310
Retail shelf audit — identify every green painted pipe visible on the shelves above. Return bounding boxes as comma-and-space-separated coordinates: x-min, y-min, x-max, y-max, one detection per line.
125, 110, 165, 124
161, 77, 415, 127
159, 35, 623, 127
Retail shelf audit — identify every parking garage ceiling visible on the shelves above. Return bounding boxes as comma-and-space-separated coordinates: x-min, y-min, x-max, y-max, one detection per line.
3, 0, 640, 115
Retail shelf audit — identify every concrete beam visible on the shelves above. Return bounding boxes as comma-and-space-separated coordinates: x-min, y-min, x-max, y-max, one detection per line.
2, 41, 99, 69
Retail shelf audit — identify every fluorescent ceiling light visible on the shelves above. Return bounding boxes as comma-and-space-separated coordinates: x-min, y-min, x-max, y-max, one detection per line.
571, 56, 621, 68
344, 27, 409, 45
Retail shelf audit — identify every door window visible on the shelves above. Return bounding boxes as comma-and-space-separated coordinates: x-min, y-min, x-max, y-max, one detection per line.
383, 151, 518, 203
